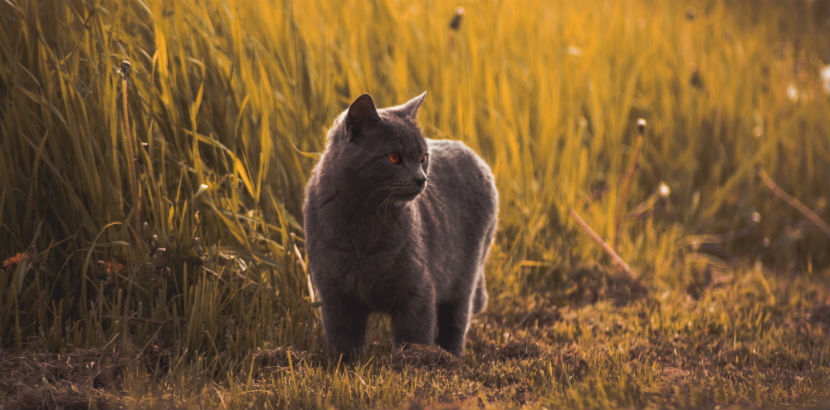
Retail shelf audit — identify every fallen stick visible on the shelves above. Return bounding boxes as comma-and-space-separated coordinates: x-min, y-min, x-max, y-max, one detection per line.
758, 167, 830, 238
569, 207, 639, 280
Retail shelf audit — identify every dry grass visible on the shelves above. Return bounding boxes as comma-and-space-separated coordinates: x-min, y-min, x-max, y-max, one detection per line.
0, 0, 828, 408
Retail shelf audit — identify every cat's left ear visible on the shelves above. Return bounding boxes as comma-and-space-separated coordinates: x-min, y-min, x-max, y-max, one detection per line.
390, 91, 427, 121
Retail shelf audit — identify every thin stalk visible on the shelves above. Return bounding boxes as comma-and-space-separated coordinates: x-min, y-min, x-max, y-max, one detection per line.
613, 119, 646, 251
120, 60, 141, 235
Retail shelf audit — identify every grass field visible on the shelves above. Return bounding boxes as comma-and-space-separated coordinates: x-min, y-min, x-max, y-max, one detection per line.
1, 0, 828, 408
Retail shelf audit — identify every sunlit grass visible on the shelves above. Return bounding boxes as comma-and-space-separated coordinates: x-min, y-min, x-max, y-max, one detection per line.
0, 0, 828, 408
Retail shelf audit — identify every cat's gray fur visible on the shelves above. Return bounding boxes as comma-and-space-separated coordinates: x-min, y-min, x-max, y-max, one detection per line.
303, 92, 498, 357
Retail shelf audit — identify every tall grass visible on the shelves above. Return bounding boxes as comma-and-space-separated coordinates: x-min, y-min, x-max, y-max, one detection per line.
1, 0, 827, 378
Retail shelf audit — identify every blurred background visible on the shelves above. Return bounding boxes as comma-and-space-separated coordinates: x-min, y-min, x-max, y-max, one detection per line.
0, 0, 828, 406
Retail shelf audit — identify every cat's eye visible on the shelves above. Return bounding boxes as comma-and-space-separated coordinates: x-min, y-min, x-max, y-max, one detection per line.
419, 153, 428, 164
388, 153, 401, 164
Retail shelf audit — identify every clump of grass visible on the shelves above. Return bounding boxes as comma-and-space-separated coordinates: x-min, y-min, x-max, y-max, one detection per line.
0, 0, 828, 408
0, 348, 124, 409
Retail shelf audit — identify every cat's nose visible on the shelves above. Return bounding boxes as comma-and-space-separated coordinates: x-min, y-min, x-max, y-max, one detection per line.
414, 174, 427, 188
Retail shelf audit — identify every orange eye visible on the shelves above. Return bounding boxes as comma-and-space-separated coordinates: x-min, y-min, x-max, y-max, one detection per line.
419, 153, 428, 164
388, 153, 401, 164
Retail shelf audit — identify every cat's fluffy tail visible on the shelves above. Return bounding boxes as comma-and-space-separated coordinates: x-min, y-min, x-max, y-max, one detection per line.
472, 276, 488, 314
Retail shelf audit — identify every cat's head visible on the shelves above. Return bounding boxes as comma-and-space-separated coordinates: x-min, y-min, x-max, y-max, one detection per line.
325, 92, 430, 203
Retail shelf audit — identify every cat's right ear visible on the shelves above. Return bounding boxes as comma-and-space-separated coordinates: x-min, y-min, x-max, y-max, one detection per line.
345, 93, 381, 140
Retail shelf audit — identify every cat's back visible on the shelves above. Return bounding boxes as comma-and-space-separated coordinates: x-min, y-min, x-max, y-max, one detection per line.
420, 139, 497, 230
426, 139, 497, 206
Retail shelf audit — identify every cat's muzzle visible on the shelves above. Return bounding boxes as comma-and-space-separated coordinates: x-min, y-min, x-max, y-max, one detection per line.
395, 181, 427, 201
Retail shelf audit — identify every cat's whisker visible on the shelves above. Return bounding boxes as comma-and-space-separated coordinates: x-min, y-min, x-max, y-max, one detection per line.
376, 191, 397, 219
362, 185, 393, 216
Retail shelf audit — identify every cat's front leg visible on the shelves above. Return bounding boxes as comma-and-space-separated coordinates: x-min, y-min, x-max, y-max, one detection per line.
436, 299, 472, 357
320, 293, 369, 358
391, 285, 436, 347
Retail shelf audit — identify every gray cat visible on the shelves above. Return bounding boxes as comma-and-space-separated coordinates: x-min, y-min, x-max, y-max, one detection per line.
303, 92, 498, 358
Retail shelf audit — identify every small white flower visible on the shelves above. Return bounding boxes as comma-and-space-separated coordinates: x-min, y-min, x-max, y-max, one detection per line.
821, 65, 830, 95
567, 46, 582, 56
658, 182, 671, 198
786, 83, 799, 102
753, 125, 763, 138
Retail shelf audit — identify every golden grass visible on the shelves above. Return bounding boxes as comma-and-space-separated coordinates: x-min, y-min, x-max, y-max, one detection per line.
0, 0, 828, 408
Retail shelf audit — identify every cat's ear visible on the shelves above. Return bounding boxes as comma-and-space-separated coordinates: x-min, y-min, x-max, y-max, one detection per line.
346, 93, 381, 133
390, 91, 427, 121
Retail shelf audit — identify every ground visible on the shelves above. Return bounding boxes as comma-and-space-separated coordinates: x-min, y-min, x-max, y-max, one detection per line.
2, 264, 827, 409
